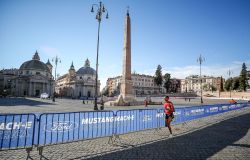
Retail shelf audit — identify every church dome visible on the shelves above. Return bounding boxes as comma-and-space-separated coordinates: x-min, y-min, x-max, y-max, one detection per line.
19, 51, 50, 72
76, 59, 96, 75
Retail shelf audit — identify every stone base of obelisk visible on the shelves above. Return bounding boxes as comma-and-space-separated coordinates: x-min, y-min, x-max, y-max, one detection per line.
110, 94, 144, 106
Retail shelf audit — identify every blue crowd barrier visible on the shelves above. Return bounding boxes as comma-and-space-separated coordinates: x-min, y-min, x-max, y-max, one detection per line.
158, 103, 248, 127
115, 109, 159, 135
0, 114, 36, 150
0, 103, 249, 152
158, 108, 185, 127
38, 111, 114, 146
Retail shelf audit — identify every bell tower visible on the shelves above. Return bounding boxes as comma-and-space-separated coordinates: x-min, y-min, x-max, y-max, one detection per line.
68, 61, 75, 76
46, 59, 53, 73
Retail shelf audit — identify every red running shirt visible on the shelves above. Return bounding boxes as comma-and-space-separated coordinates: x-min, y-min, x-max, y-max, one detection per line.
164, 101, 174, 115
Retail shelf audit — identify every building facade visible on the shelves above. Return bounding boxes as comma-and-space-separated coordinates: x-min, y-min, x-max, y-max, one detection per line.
181, 75, 224, 93
56, 59, 100, 98
0, 51, 54, 97
106, 74, 181, 96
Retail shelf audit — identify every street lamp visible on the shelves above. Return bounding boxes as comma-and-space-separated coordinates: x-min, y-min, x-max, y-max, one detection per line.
197, 54, 205, 104
227, 69, 233, 98
185, 79, 188, 93
91, 1, 108, 110
52, 56, 61, 102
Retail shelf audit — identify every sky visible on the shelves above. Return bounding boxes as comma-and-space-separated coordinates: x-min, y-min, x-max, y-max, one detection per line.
1, 0, 250, 89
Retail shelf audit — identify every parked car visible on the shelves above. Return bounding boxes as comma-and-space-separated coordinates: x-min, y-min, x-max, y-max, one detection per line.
40, 93, 49, 99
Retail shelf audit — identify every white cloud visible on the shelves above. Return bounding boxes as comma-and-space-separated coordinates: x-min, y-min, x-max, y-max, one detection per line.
140, 61, 250, 80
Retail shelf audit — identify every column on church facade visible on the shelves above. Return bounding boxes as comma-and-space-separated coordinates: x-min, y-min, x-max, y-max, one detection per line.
33, 82, 36, 97
42, 82, 45, 93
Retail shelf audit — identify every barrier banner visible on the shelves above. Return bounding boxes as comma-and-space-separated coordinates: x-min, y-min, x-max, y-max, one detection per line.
1, 103, 248, 148
138, 109, 158, 131
0, 114, 36, 150
115, 109, 159, 135
205, 105, 219, 116
158, 103, 248, 127
38, 111, 114, 145
158, 108, 184, 127
183, 106, 206, 121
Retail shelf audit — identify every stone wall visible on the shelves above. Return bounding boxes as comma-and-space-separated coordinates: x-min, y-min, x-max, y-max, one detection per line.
203, 91, 250, 99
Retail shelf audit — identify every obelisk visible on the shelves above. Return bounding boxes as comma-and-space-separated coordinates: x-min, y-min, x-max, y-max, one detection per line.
117, 9, 136, 105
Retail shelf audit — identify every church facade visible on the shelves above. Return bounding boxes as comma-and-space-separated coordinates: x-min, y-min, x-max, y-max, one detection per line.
56, 59, 100, 99
0, 51, 54, 97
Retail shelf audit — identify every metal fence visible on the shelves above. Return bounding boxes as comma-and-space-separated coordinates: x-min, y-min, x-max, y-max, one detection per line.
0, 103, 248, 154
38, 111, 114, 146
115, 109, 159, 135
0, 113, 36, 150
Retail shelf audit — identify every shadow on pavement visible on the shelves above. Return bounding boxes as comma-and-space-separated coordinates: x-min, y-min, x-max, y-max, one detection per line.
86, 113, 250, 160
0, 97, 54, 106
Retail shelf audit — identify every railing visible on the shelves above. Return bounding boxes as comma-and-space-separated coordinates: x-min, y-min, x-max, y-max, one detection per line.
115, 109, 159, 135
38, 111, 114, 146
0, 113, 36, 150
0, 103, 248, 159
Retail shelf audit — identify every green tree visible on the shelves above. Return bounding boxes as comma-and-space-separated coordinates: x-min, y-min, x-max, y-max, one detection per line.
224, 78, 233, 91
239, 63, 248, 91
202, 84, 208, 91
101, 87, 109, 96
211, 85, 217, 92
220, 76, 224, 91
154, 65, 163, 93
113, 83, 121, 96
232, 77, 240, 90
163, 73, 171, 93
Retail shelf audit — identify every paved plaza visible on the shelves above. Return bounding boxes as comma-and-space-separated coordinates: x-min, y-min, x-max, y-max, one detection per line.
0, 97, 248, 113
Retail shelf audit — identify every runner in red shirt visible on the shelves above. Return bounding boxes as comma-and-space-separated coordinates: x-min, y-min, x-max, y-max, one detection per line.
164, 96, 175, 137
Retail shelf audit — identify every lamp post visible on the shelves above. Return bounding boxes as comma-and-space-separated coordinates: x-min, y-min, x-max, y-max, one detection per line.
227, 69, 233, 98
91, 1, 108, 110
52, 56, 61, 102
197, 54, 205, 104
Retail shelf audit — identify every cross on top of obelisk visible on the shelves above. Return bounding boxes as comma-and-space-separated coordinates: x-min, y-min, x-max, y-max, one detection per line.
127, 6, 130, 16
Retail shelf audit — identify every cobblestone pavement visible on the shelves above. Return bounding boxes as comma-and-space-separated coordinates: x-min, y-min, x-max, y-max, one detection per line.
0, 106, 249, 160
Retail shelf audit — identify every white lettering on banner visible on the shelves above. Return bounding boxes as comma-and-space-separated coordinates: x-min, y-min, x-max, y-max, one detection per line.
45, 121, 78, 132
210, 107, 218, 112
156, 113, 164, 117
222, 106, 228, 110
143, 115, 152, 122
82, 115, 135, 125
0, 130, 30, 140
0, 122, 32, 130
229, 105, 236, 109
174, 111, 181, 116
190, 109, 204, 114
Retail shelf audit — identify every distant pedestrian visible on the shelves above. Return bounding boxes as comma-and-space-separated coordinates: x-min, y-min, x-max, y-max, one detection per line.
229, 99, 237, 104
144, 99, 148, 107
164, 96, 175, 137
